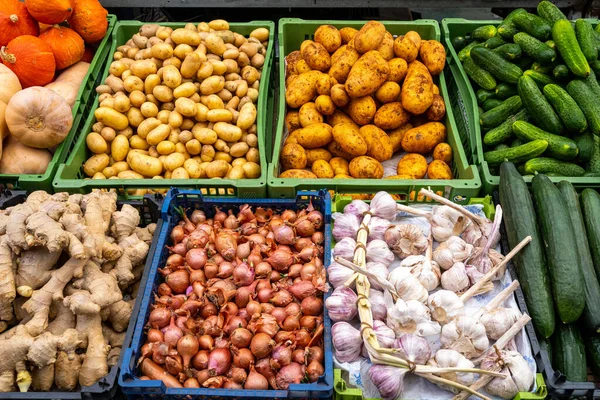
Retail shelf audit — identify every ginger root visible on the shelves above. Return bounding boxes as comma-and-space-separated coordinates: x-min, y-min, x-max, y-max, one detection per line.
0, 237, 15, 321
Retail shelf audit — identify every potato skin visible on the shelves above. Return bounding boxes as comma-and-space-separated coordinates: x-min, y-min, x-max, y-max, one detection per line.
375, 81, 401, 104
349, 156, 384, 179
353, 21, 386, 54
328, 46, 360, 83
401, 122, 447, 154
426, 94, 446, 121
401, 60, 434, 115
376, 32, 395, 61
300, 40, 332, 72
347, 96, 376, 125
330, 84, 350, 107
295, 123, 333, 149
329, 156, 350, 175
397, 153, 427, 178
328, 141, 354, 161
306, 148, 333, 166
373, 102, 410, 130
427, 159, 453, 179
388, 123, 413, 153
333, 123, 368, 156
299, 102, 324, 127
280, 169, 318, 178
286, 70, 322, 108
393, 35, 418, 62
387, 58, 408, 82
360, 124, 393, 161
315, 95, 336, 115
419, 40, 446, 76
286, 51, 302, 76
328, 110, 356, 127
405, 31, 422, 49
285, 111, 302, 133
281, 143, 307, 170
433, 142, 452, 164
340, 27, 358, 44
314, 25, 342, 53
312, 159, 335, 178
345, 50, 389, 98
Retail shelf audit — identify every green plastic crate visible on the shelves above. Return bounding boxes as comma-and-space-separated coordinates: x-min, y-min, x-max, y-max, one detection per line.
442, 18, 600, 194
267, 18, 481, 204
0, 14, 117, 193
53, 20, 275, 198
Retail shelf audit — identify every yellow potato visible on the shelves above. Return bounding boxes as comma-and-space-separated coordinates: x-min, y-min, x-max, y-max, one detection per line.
419, 40, 446, 76
147, 124, 171, 146
213, 122, 242, 142
181, 52, 202, 79
175, 97, 197, 117
285, 111, 302, 133
305, 148, 333, 166
360, 124, 393, 161
397, 153, 427, 178
299, 102, 324, 127
205, 33, 226, 56
137, 118, 162, 139
353, 21, 386, 54
158, 140, 176, 155
427, 159, 453, 179
206, 109, 233, 123
285, 70, 322, 108
111, 135, 130, 161
163, 65, 182, 89
401, 60, 434, 115
83, 154, 110, 177
345, 50, 389, 98
332, 123, 367, 156
226, 165, 245, 179
153, 85, 174, 103
433, 142, 452, 164
327, 140, 354, 161
374, 102, 411, 130
130, 60, 157, 79
315, 95, 336, 116
405, 31, 422, 49
128, 151, 163, 177
349, 156, 384, 179
86, 132, 108, 154
329, 157, 350, 175
426, 94, 446, 121
334, 174, 353, 179
281, 143, 307, 170
285, 50, 302, 76
330, 84, 350, 108
311, 159, 334, 178
164, 152, 186, 171
314, 25, 342, 53
393, 34, 419, 62
94, 107, 129, 131
327, 110, 355, 127
375, 81, 401, 104
401, 122, 446, 154
388, 123, 413, 153
112, 161, 130, 173
237, 102, 257, 130
172, 28, 201, 46
242, 162, 261, 178
184, 158, 202, 178
315, 74, 333, 95
206, 159, 230, 178
118, 170, 144, 179
295, 123, 333, 149
328, 46, 360, 84
172, 167, 190, 179
385, 174, 414, 180
376, 32, 395, 61
339, 27, 358, 44
347, 96, 376, 125
250, 27, 269, 42
280, 169, 317, 178
151, 43, 174, 60
300, 40, 331, 72
200, 76, 225, 96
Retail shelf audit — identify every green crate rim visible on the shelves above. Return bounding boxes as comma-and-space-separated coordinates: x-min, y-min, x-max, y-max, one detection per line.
268, 18, 481, 202
53, 20, 275, 197
0, 14, 117, 193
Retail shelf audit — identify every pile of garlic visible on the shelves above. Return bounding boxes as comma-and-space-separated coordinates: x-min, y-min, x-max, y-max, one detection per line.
327, 190, 535, 400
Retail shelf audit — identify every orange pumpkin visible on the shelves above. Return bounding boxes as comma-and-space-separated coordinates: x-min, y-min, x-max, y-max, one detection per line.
39, 25, 84, 70
0, 0, 39, 47
0, 35, 56, 88
68, 0, 107, 44
81, 45, 95, 63
25, 0, 73, 25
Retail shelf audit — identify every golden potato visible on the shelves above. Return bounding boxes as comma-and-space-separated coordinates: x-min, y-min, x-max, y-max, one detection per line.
385, 174, 414, 179
340, 27, 358, 44
349, 156, 384, 179
286, 70, 322, 108
328, 141, 354, 161
315, 74, 333, 95
393, 35, 418, 62
427, 159, 453, 179
295, 123, 333, 149
300, 40, 331, 72
314, 25, 342, 53
433, 142, 452, 164
401, 122, 446, 154
305, 148, 333, 166
376, 32, 394, 61
329, 157, 350, 175
360, 124, 393, 161
375, 81, 401, 104
315, 95, 336, 116
332, 123, 367, 156
401, 60, 434, 115
345, 51, 389, 98
397, 153, 427, 178
433, 84, 440, 95
295, 60, 311, 74
280, 169, 318, 178
284, 130, 300, 146
419, 40, 446, 76
405, 31, 422, 49
334, 174, 353, 179
286, 50, 302, 76
426, 94, 446, 121
206, 160, 230, 178
330, 84, 350, 108
328, 46, 360, 83
285, 111, 302, 133
128, 151, 163, 177
347, 96, 376, 125
83, 154, 110, 177
327, 110, 355, 127
281, 143, 307, 170
299, 102, 324, 127
373, 102, 410, 130
387, 58, 408, 82
388, 123, 413, 153
331, 45, 346, 65
353, 21, 386, 54
311, 159, 335, 178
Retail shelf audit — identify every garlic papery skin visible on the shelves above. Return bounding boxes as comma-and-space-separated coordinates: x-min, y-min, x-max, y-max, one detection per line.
327, 261, 355, 288
333, 237, 357, 262
369, 191, 398, 222
467, 247, 505, 282
332, 321, 363, 362
441, 262, 470, 293
433, 236, 474, 270
385, 291, 441, 337
388, 267, 429, 303
368, 364, 407, 400
384, 224, 427, 259
440, 316, 489, 359
373, 320, 396, 348
482, 350, 534, 399
369, 289, 387, 321
427, 290, 465, 324
366, 262, 389, 291
325, 287, 358, 322
400, 255, 441, 292
462, 204, 502, 249
333, 213, 361, 242
393, 333, 431, 364
427, 349, 475, 392
344, 199, 370, 217
368, 217, 392, 242
480, 307, 522, 340
431, 206, 471, 242
366, 239, 394, 266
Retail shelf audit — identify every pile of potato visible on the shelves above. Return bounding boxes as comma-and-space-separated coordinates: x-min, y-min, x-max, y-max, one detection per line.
83, 20, 268, 182
281, 21, 455, 180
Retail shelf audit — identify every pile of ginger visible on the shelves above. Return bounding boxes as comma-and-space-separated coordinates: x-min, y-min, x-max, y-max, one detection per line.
0, 190, 156, 392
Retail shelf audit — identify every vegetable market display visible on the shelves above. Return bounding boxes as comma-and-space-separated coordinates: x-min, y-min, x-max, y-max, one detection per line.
0, 190, 156, 392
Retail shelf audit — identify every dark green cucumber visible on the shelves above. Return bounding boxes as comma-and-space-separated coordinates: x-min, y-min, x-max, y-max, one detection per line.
541, 339, 553, 365
518, 75, 564, 135
458, 40, 481, 61
543, 84, 588, 133
462, 57, 497, 91
558, 181, 600, 332
483, 109, 528, 146
472, 25, 498, 41
552, 64, 570, 80
495, 83, 518, 99
584, 333, 600, 376
524, 69, 555, 89
498, 8, 527, 40
492, 43, 522, 60
531, 174, 585, 324
479, 95, 522, 128
575, 19, 598, 62
471, 46, 524, 84
512, 120, 577, 160
591, 59, 600, 74
513, 12, 552, 41
452, 36, 468, 51
476, 89, 496, 105
494, 144, 510, 151
524, 157, 585, 176
586, 134, 600, 172
574, 131, 595, 162
511, 138, 524, 147
552, 323, 587, 381
553, 19, 590, 77
581, 188, 600, 281
499, 162, 555, 338
484, 36, 506, 49
482, 98, 504, 111
566, 79, 600, 135
532, 61, 554, 74
514, 32, 556, 64
584, 69, 600, 99
537, 0, 567, 24
484, 139, 548, 165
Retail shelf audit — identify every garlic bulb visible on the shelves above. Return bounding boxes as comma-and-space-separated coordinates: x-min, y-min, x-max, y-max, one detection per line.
333, 237, 356, 261
388, 267, 429, 303
462, 204, 502, 249
427, 349, 475, 392
384, 224, 427, 259
480, 307, 522, 340
440, 316, 489, 359
385, 291, 441, 337
440, 262, 470, 293
332, 321, 362, 362
433, 236, 474, 270
327, 261, 355, 288
369, 191, 398, 221
369, 364, 407, 400
344, 200, 370, 217
373, 320, 396, 348
400, 255, 441, 292
366, 262, 389, 291
333, 213, 361, 242
481, 350, 534, 399
368, 217, 392, 242
366, 239, 394, 266
369, 289, 387, 321
467, 247, 505, 282
325, 287, 358, 321
393, 334, 431, 364
431, 205, 471, 242
428, 290, 464, 324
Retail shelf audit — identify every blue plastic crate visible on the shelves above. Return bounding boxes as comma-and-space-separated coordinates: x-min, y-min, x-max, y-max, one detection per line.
119, 188, 334, 399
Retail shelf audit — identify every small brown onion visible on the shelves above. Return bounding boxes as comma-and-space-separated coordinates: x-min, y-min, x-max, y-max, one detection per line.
250, 332, 275, 358
215, 337, 230, 348
312, 231, 324, 245
224, 316, 248, 336
295, 219, 315, 237
222, 302, 239, 317
212, 254, 224, 264
246, 300, 261, 316
281, 210, 297, 222
300, 296, 323, 316
203, 376, 225, 388
192, 281, 205, 298
165, 355, 183, 375
257, 288, 272, 303
300, 315, 321, 330
228, 367, 248, 384
165, 270, 190, 294
270, 271, 282, 282
247, 234, 266, 244
245, 366, 268, 390
292, 348, 305, 364
288, 264, 303, 279
271, 341, 294, 368
171, 225, 185, 244
198, 334, 214, 350
191, 209, 206, 224
217, 261, 235, 278
224, 378, 243, 389
149, 307, 170, 329
200, 302, 218, 319
214, 208, 227, 223
204, 262, 219, 279
237, 242, 252, 259
232, 346, 254, 369
272, 224, 296, 245
208, 348, 232, 376
184, 377, 200, 388
147, 328, 164, 343
256, 279, 272, 292
224, 212, 239, 229
276, 362, 305, 389
157, 283, 172, 297
266, 249, 295, 272
189, 269, 206, 284
307, 359, 324, 382
177, 334, 199, 369
294, 238, 313, 252
166, 253, 185, 269
238, 308, 250, 321
192, 350, 210, 370
196, 369, 211, 385
230, 327, 253, 348
271, 307, 287, 325
254, 262, 272, 278
168, 242, 186, 256
284, 302, 301, 316
307, 346, 324, 364
300, 263, 317, 281
295, 329, 312, 349
261, 303, 275, 314
270, 290, 294, 306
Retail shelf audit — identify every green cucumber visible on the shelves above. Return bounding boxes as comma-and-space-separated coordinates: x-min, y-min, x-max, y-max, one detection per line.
524, 157, 585, 176
532, 61, 554, 74
462, 57, 497, 91
494, 144, 510, 151
543, 84, 588, 134
476, 89, 496, 105
512, 120, 578, 160
591, 59, 600, 74
524, 69, 555, 89
482, 98, 504, 111
513, 12, 552, 41
483, 109, 528, 146
574, 131, 595, 162
492, 43, 522, 60
552, 19, 590, 77
498, 8, 527, 40
566, 79, 600, 136
581, 188, 600, 281
484, 139, 548, 165
458, 40, 481, 61
558, 181, 600, 332
479, 95, 522, 128
518, 75, 564, 135
484, 36, 506, 49
472, 25, 498, 41
575, 19, 598, 62
452, 36, 468, 51
495, 83, 518, 99
537, 1, 567, 24
531, 174, 585, 324
499, 162, 555, 338
545, 39, 556, 49
584, 69, 600, 99
585, 172, 600, 177
514, 32, 556, 64
552, 323, 587, 381
552, 64, 570, 80
471, 46, 524, 84
584, 333, 600, 376
586, 134, 600, 172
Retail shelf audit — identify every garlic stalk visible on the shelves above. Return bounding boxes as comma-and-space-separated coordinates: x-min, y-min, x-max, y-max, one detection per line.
365, 262, 389, 291
481, 349, 534, 399
427, 349, 476, 393
440, 316, 490, 359
384, 291, 441, 337
384, 223, 428, 259
388, 267, 429, 303
433, 236, 474, 270
466, 205, 505, 280
441, 262, 470, 293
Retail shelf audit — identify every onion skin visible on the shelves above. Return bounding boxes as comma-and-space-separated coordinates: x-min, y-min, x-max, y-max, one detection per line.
230, 328, 253, 349
232, 347, 254, 369
276, 362, 305, 389
300, 296, 323, 316
228, 367, 248, 384
141, 359, 183, 388
198, 335, 214, 351
307, 346, 324, 364
184, 377, 200, 388
292, 349, 305, 365
270, 290, 294, 306
245, 366, 269, 390
307, 359, 324, 382
208, 348, 232, 376
192, 350, 210, 370
250, 332, 275, 359
177, 334, 199, 370
149, 308, 170, 329
165, 270, 190, 294
147, 329, 164, 343
196, 369, 211, 385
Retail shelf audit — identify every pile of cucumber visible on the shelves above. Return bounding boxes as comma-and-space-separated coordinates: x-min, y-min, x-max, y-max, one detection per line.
499, 162, 600, 383
453, 0, 600, 177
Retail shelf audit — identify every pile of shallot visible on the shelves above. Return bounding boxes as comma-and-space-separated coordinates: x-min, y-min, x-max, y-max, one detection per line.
136, 202, 328, 390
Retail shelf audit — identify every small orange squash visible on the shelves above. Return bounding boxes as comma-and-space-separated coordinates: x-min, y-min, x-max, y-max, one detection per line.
68, 0, 108, 44
39, 25, 84, 70
0, 0, 39, 47
0, 35, 56, 88
25, 0, 73, 25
